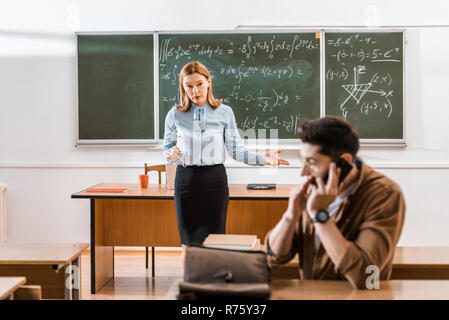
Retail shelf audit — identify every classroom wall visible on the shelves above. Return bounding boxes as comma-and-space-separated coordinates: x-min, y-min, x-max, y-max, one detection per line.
1, 0, 449, 247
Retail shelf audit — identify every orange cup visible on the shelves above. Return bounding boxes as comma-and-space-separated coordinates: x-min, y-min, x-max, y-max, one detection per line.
139, 174, 149, 188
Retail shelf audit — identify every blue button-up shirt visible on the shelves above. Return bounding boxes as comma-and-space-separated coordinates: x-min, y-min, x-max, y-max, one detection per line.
162, 103, 266, 166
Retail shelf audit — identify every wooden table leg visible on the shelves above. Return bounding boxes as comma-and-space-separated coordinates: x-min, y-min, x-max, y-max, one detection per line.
90, 199, 114, 294
64, 262, 74, 300
65, 256, 81, 300
152, 247, 155, 277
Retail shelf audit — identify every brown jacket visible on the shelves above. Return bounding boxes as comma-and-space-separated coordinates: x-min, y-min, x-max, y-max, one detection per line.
266, 159, 406, 289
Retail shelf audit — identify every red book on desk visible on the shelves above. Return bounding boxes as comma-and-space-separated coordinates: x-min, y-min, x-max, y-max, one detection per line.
86, 187, 128, 193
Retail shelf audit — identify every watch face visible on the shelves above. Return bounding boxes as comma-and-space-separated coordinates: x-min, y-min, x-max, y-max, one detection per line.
317, 210, 329, 222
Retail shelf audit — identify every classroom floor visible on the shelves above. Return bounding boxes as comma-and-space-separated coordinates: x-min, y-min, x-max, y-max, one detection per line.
80, 251, 183, 300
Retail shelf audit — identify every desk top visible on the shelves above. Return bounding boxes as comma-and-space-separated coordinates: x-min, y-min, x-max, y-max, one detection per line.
165, 278, 449, 300
271, 279, 449, 300
72, 183, 296, 200
284, 247, 449, 268
393, 247, 449, 265
0, 243, 89, 265
0, 277, 26, 300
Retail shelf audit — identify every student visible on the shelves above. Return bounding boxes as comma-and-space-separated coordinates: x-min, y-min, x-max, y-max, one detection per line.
266, 116, 405, 289
163, 61, 289, 258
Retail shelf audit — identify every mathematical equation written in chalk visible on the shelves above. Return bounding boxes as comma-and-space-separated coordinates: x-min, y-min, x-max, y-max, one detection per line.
325, 33, 403, 121
240, 114, 302, 134
160, 62, 312, 86
159, 33, 321, 137
159, 34, 319, 63
162, 86, 302, 113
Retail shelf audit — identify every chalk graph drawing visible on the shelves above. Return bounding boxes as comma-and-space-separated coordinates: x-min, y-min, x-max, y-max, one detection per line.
339, 66, 393, 119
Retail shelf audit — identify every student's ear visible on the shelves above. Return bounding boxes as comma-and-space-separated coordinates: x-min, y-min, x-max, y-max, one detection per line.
340, 153, 353, 164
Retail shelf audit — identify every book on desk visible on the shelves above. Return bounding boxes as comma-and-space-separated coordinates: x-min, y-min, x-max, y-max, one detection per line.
203, 234, 261, 251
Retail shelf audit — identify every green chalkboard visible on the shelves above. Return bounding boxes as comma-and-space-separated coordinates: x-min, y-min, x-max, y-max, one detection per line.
325, 32, 404, 140
75, 31, 405, 145
159, 32, 321, 139
77, 34, 155, 143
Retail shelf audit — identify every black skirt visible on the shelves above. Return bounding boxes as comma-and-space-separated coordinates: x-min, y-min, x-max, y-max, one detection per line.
174, 164, 229, 245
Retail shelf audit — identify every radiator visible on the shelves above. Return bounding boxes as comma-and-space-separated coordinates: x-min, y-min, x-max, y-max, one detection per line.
0, 183, 7, 242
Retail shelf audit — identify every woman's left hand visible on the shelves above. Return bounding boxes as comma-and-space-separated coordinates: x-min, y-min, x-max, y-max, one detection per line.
264, 149, 290, 166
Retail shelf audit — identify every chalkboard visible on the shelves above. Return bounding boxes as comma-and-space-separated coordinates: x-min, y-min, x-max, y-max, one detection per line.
77, 34, 155, 144
158, 32, 321, 139
325, 32, 404, 140
76, 31, 405, 145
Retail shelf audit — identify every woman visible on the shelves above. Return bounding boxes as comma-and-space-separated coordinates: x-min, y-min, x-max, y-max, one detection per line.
162, 61, 289, 257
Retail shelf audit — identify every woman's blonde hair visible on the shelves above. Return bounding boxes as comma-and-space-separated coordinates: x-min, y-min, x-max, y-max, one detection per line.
175, 61, 222, 112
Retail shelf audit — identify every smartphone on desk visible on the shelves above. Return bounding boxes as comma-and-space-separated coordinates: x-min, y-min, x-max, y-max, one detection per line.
321, 157, 353, 186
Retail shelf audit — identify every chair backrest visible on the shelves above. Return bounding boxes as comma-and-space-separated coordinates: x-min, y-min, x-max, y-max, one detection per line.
144, 164, 166, 184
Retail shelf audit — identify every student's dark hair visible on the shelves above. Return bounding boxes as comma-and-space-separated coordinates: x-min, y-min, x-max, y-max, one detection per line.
297, 116, 360, 161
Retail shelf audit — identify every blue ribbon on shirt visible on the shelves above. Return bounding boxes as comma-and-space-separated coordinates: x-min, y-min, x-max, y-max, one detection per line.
193, 106, 206, 132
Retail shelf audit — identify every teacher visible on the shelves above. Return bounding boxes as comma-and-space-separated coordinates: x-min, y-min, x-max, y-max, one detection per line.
162, 61, 289, 255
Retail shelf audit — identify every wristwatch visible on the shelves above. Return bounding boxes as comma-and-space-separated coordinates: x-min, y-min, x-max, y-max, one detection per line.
312, 209, 330, 223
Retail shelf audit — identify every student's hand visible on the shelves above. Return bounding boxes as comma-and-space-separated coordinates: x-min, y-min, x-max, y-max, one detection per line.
285, 176, 314, 220
264, 149, 290, 166
167, 146, 181, 162
306, 162, 341, 219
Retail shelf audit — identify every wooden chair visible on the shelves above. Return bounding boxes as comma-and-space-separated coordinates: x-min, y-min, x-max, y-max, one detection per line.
144, 164, 166, 277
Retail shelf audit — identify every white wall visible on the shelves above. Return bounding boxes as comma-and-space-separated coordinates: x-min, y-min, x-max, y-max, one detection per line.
1, 0, 449, 247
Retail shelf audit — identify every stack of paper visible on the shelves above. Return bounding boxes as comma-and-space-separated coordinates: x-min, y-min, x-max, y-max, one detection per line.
203, 234, 260, 251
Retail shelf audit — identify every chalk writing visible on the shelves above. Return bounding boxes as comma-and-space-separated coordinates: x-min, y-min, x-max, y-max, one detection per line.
159, 33, 321, 138
326, 32, 402, 124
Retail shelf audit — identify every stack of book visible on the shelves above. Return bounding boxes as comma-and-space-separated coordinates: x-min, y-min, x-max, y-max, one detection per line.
203, 234, 261, 251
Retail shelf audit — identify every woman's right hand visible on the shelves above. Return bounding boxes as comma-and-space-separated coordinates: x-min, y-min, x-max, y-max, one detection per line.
167, 146, 181, 162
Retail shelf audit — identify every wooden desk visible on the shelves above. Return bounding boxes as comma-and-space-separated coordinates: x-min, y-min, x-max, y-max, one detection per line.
272, 279, 449, 300
165, 278, 449, 300
391, 247, 449, 279
72, 183, 293, 294
0, 243, 88, 299
272, 247, 449, 280
0, 277, 26, 300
